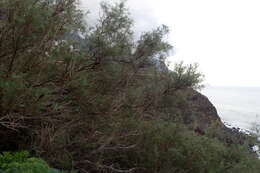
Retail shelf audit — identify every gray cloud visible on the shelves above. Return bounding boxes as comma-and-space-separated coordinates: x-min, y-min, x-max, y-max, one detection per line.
80, 0, 160, 35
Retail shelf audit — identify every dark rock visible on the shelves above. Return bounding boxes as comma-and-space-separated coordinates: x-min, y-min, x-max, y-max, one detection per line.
178, 88, 251, 145
0, 8, 7, 21
177, 88, 224, 130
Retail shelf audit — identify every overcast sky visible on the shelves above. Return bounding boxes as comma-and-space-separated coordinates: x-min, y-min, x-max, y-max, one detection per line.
80, 0, 260, 87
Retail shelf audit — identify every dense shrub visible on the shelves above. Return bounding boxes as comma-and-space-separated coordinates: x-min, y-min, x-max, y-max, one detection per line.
133, 122, 260, 173
71, 119, 260, 173
0, 151, 65, 173
0, 0, 85, 149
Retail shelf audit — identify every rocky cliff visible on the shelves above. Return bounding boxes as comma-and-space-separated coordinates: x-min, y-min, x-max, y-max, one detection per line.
181, 88, 250, 145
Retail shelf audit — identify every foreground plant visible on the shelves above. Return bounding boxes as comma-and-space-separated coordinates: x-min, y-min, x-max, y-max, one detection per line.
0, 151, 65, 173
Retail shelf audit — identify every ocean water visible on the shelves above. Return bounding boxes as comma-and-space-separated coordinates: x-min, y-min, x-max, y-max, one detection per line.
201, 86, 260, 131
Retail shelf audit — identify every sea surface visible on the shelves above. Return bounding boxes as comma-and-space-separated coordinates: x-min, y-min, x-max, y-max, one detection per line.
201, 86, 260, 131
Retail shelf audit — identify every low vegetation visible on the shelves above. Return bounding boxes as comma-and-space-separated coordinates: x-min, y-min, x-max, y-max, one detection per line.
0, 0, 260, 172
0, 151, 65, 173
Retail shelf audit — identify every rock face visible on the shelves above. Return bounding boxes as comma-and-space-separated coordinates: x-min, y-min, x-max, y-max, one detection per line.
181, 88, 250, 145
178, 88, 224, 131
